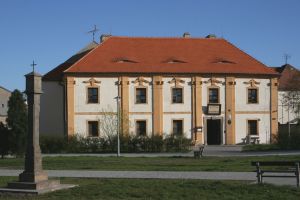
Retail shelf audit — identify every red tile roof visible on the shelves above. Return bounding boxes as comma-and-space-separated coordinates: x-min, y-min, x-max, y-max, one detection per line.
64, 36, 277, 76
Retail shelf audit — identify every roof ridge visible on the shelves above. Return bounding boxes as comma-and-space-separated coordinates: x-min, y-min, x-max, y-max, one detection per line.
0, 86, 11, 93
64, 40, 106, 73
107, 36, 225, 40
223, 39, 278, 74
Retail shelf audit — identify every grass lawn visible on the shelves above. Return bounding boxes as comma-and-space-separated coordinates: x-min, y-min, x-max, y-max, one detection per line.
1, 155, 300, 171
0, 177, 299, 200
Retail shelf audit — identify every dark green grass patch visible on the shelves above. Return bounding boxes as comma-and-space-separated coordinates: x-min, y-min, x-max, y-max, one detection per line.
0, 177, 299, 200
242, 144, 281, 152
1, 155, 300, 171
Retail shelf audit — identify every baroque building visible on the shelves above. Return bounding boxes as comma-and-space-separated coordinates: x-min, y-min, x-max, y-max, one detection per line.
41, 34, 278, 145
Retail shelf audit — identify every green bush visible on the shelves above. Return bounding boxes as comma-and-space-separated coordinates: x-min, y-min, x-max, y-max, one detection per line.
40, 134, 193, 154
164, 135, 192, 152
40, 136, 67, 153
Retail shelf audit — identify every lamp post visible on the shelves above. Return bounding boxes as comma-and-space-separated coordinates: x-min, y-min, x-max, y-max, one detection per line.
115, 96, 121, 157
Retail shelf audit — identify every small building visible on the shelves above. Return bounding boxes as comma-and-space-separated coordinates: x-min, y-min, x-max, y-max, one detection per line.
272, 64, 300, 124
41, 34, 279, 145
0, 86, 11, 124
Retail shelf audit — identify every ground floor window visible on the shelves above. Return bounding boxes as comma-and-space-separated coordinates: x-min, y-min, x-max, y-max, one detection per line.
247, 120, 258, 135
88, 121, 99, 137
136, 120, 147, 136
172, 120, 183, 136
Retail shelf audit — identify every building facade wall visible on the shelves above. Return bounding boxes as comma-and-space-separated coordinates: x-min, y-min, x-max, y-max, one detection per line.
40, 81, 64, 137
48, 75, 277, 144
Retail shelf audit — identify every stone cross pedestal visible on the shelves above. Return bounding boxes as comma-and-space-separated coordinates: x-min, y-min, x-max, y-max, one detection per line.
0, 71, 75, 194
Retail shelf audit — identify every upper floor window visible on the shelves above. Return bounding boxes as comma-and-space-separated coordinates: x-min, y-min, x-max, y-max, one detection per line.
88, 121, 99, 137
87, 87, 99, 103
248, 120, 258, 135
172, 120, 183, 136
172, 88, 183, 103
208, 88, 219, 103
136, 120, 147, 136
135, 88, 147, 104
248, 88, 258, 104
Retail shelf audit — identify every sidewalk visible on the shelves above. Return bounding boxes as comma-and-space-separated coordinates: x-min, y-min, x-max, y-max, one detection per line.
0, 169, 297, 187
42, 146, 300, 157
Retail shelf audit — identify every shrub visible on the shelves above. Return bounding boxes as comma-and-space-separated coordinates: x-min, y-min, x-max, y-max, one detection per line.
40, 134, 193, 153
164, 135, 193, 152
40, 136, 67, 153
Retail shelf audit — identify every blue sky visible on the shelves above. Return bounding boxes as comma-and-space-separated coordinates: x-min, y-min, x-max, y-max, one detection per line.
0, 0, 299, 91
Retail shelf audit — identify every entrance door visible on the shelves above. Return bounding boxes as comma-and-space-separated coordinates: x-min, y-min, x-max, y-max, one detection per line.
207, 119, 221, 145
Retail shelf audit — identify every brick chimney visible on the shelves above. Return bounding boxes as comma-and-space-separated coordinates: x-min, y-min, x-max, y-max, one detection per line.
100, 34, 112, 43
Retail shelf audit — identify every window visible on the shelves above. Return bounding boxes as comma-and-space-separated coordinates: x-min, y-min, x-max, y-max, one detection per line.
248, 120, 258, 135
172, 120, 183, 136
208, 88, 219, 103
88, 121, 99, 137
135, 88, 147, 104
1, 104, 4, 108
248, 88, 258, 103
172, 88, 183, 103
87, 88, 99, 103
136, 120, 146, 136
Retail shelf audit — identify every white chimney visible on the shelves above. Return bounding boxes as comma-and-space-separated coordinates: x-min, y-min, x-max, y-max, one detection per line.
183, 32, 191, 38
100, 34, 112, 43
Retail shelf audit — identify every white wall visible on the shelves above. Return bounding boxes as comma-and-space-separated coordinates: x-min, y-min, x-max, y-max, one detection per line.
73, 77, 118, 136
129, 77, 152, 113
235, 78, 270, 112
235, 114, 270, 144
162, 77, 192, 138
162, 77, 192, 113
69, 76, 274, 144
128, 114, 152, 136
234, 78, 271, 144
201, 77, 225, 112
74, 77, 118, 113
163, 114, 192, 138
40, 81, 64, 137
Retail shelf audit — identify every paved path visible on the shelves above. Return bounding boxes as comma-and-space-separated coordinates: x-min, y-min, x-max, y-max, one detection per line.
0, 169, 297, 187
43, 146, 300, 157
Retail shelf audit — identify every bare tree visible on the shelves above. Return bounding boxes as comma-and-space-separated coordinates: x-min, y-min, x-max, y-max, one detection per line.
281, 72, 300, 122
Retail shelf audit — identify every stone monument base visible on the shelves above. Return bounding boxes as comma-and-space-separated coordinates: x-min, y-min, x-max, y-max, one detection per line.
0, 179, 76, 194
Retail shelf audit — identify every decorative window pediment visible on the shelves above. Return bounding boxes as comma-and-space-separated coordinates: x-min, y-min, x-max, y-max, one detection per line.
132, 77, 150, 86
83, 78, 101, 86
244, 79, 260, 87
168, 77, 185, 87
203, 78, 223, 86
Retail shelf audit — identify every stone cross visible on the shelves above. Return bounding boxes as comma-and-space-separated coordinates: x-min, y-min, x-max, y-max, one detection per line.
0, 71, 75, 194
18, 72, 48, 183
30, 61, 37, 72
